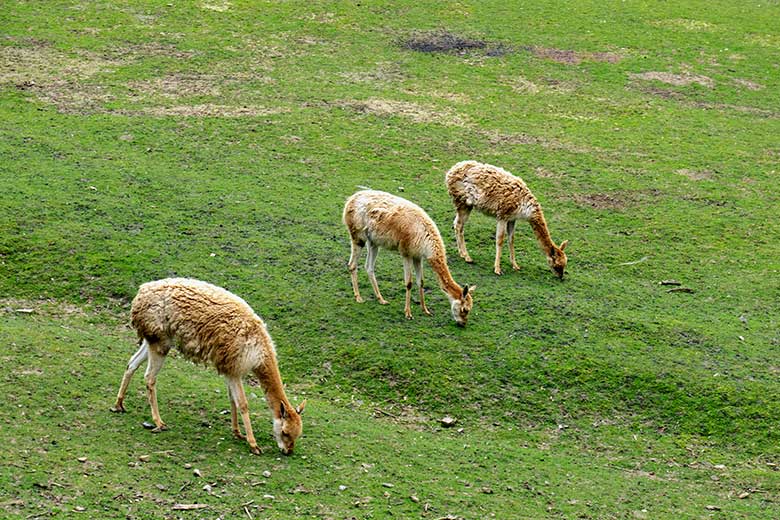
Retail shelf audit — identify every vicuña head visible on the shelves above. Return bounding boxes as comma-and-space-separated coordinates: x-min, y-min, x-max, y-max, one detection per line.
273, 400, 306, 455
450, 284, 475, 327
547, 240, 569, 279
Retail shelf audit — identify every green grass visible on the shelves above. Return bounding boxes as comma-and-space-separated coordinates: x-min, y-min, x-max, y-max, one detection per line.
1, 1, 779, 518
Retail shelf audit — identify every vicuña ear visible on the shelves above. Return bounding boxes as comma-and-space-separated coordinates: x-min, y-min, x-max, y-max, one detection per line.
549, 246, 556, 257
462, 285, 469, 297
560, 240, 569, 251
296, 400, 307, 416
466, 284, 476, 295
280, 402, 287, 419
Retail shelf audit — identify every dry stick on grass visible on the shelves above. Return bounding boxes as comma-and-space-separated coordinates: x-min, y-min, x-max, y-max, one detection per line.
172, 504, 209, 510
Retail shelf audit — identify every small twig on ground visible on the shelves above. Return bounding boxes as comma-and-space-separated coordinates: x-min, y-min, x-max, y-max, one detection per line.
244, 505, 254, 519
658, 280, 681, 286
617, 256, 648, 266
172, 504, 209, 510
178, 481, 191, 493
667, 287, 694, 293
374, 408, 398, 418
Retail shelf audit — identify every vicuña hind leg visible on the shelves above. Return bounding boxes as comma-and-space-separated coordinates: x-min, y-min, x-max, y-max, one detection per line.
111, 339, 149, 413
144, 348, 168, 433
348, 239, 364, 303
365, 241, 388, 305
413, 257, 432, 316
453, 206, 473, 263
403, 256, 413, 319
227, 380, 245, 440
494, 220, 508, 275
507, 220, 521, 271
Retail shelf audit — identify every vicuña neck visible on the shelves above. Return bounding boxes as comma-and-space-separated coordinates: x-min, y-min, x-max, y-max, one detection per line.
427, 250, 463, 301
255, 359, 291, 418
529, 210, 555, 253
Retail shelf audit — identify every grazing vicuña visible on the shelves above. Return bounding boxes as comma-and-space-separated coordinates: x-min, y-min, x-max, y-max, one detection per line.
343, 190, 475, 326
111, 278, 306, 455
446, 160, 569, 278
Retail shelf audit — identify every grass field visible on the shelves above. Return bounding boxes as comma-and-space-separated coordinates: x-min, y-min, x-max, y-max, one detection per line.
1, 1, 779, 518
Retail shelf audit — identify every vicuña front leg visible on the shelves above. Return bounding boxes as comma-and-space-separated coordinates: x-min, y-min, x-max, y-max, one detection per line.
348, 240, 364, 303
413, 257, 432, 316
494, 220, 508, 275
403, 257, 413, 319
507, 220, 521, 271
228, 377, 261, 455
454, 207, 473, 263
365, 242, 388, 305
144, 349, 168, 433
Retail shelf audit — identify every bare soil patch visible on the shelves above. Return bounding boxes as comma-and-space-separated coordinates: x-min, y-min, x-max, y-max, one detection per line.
400, 30, 510, 56
569, 190, 662, 210
531, 47, 622, 65
629, 71, 714, 88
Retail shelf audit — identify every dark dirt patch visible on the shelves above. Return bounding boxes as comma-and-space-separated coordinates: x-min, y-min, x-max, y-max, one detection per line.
569, 190, 662, 210
399, 30, 510, 56
530, 47, 622, 65
572, 193, 630, 210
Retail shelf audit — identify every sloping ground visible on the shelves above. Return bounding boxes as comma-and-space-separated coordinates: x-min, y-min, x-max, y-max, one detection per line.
1, 0, 779, 517
1, 307, 777, 518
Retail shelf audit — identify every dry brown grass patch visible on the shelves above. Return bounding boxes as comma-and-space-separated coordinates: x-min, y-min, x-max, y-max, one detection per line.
629, 71, 714, 88
676, 169, 714, 181
129, 74, 225, 99
732, 78, 763, 91
337, 98, 471, 127
126, 104, 290, 118
531, 47, 622, 65
0, 45, 119, 86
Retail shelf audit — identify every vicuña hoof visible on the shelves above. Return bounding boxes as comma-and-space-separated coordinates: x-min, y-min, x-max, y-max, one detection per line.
143, 422, 168, 433
249, 445, 262, 455
512, 264, 521, 271
355, 296, 364, 303
494, 269, 502, 276
378, 299, 389, 305
110, 404, 126, 413
233, 430, 246, 440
